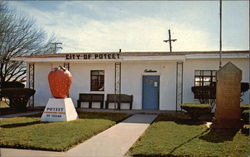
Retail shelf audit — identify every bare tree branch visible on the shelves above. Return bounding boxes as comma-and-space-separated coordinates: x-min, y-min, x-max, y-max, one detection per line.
0, 2, 55, 84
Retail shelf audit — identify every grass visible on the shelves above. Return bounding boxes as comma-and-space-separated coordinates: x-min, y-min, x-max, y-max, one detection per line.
129, 113, 250, 157
0, 112, 129, 151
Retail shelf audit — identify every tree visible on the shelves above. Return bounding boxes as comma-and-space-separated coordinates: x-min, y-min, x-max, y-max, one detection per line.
0, 2, 54, 84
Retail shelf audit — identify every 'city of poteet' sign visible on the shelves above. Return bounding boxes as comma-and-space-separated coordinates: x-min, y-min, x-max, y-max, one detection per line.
65, 53, 120, 60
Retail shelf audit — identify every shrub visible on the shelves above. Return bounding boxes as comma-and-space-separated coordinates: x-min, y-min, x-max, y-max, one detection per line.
191, 86, 216, 104
242, 109, 250, 124
1, 88, 35, 111
191, 82, 249, 104
0, 82, 25, 88
181, 103, 211, 121
240, 104, 250, 113
241, 82, 249, 93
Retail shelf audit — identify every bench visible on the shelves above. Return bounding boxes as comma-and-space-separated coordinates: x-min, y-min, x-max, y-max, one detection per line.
105, 94, 133, 110
77, 93, 104, 109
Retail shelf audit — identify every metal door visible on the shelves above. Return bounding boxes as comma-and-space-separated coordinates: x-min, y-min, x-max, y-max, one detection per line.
142, 75, 160, 109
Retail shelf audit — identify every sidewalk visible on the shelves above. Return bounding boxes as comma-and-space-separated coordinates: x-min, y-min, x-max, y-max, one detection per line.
0, 111, 42, 118
0, 114, 157, 157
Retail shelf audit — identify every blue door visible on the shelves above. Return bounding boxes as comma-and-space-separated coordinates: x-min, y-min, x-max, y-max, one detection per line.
142, 75, 160, 109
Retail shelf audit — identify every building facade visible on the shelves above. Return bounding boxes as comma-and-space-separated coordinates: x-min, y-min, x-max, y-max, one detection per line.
16, 51, 249, 110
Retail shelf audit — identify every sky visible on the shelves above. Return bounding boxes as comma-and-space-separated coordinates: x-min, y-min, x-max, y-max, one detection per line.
7, 1, 249, 53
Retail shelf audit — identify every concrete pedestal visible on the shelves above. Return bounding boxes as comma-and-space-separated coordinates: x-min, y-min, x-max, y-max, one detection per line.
41, 98, 78, 122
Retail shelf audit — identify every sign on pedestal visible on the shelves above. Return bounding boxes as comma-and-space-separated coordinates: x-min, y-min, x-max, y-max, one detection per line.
41, 98, 78, 122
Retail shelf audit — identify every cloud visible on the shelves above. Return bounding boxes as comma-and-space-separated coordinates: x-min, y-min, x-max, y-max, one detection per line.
7, 1, 248, 53
50, 17, 219, 52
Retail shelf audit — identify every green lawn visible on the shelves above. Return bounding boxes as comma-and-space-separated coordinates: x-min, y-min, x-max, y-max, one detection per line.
0, 112, 129, 151
129, 113, 250, 157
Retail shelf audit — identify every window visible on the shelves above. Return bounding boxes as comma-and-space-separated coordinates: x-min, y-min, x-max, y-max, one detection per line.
91, 70, 104, 91
194, 70, 217, 86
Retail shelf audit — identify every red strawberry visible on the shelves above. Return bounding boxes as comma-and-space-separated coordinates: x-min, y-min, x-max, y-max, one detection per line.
48, 66, 72, 98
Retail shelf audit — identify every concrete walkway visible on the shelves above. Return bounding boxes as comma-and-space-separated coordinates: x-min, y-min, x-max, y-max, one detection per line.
0, 114, 157, 157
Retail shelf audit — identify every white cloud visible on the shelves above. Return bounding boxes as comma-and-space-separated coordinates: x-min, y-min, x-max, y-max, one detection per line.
8, 1, 246, 53
53, 17, 219, 52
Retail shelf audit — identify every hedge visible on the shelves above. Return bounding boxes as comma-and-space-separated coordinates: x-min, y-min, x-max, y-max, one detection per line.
242, 109, 250, 123
181, 103, 211, 120
240, 104, 250, 113
0, 81, 25, 88
1, 88, 35, 111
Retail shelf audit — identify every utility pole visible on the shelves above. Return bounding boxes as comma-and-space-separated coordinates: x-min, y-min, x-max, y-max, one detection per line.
163, 29, 177, 53
219, 0, 222, 69
50, 42, 62, 54
248, 0, 250, 107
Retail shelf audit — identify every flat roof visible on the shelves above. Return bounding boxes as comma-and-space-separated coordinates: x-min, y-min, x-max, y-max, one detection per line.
13, 50, 249, 63
18, 50, 249, 58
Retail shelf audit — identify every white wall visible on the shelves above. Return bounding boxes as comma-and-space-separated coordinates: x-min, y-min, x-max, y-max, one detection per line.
70, 63, 114, 108
34, 63, 52, 106
183, 58, 249, 105
33, 61, 177, 110
33, 57, 249, 110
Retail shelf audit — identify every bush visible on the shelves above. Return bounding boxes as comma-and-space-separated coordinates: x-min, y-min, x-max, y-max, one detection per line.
0, 82, 25, 88
240, 104, 250, 113
191, 82, 249, 104
181, 103, 211, 121
1, 88, 35, 111
241, 82, 249, 93
242, 109, 250, 123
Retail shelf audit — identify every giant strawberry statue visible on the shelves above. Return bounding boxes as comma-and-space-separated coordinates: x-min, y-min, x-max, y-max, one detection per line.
48, 66, 72, 98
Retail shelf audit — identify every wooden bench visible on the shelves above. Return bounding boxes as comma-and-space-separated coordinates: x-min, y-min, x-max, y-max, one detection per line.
77, 93, 104, 109
105, 94, 133, 110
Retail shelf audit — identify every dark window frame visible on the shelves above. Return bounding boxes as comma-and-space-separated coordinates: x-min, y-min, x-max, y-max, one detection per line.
194, 70, 217, 86
90, 70, 104, 91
